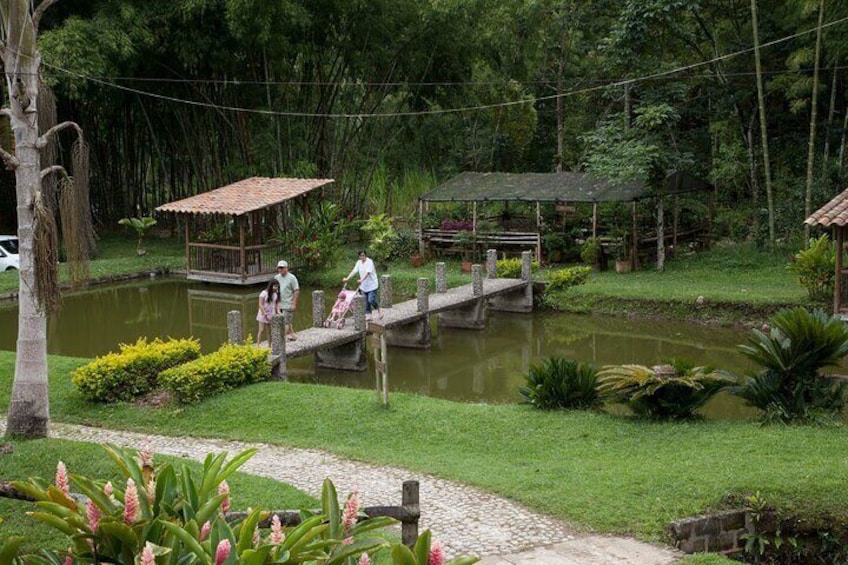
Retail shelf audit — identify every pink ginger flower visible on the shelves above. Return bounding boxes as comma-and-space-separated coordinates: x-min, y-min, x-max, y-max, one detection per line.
341, 486, 360, 531
55, 461, 70, 496
103, 481, 113, 496
428, 540, 444, 565
343, 537, 353, 546
139, 440, 154, 468
358, 553, 371, 565
270, 514, 285, 545
214, 539, 231, 565
140, 542, 156, 565
146, 479, 156, 506
64, 549, 73, 565
252, 525, 260, 548
124, 478, 139, 525
86, 500, 101, 532
200, 521, 212, 542
218, 481, 230, 514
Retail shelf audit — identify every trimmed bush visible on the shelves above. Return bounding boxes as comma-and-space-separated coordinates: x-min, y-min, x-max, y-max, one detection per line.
519, 357, 601, 410
159, 341, 271, 403
496, 257, 539, 278
546, 266, 592, 292
71, 337, 200, 402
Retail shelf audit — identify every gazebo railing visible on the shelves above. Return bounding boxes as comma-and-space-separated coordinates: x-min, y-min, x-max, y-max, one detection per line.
187, 241, 289, 281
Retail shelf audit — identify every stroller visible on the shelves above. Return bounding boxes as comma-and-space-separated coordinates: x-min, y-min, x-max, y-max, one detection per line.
323, 284, 358, 329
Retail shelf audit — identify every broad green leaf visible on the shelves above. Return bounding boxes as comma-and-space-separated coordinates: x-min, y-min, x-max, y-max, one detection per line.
391, 543, 418, 565
0, 536, 25, 565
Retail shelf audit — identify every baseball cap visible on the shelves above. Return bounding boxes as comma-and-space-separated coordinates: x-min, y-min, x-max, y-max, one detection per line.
277, 260, 288, 268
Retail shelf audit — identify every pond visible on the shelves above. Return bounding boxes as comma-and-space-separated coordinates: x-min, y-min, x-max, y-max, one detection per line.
0, 278, 759, 418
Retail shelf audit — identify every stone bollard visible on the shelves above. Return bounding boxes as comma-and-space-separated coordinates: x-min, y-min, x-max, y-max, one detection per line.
521, 250, 532, 281
270, 314, 286, 357
380, 274, 393, 308
472, 264, 483, 296
353, 294, 366, 331
486, 249, 497, 279
312, 290, 325, 327
435, 262, 447, 293
417, 278, 429, 313
227, 310, 243, 344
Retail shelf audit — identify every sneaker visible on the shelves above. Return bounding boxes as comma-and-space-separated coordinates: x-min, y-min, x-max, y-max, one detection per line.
365, 314, 372, 321
286, 335, 297, 341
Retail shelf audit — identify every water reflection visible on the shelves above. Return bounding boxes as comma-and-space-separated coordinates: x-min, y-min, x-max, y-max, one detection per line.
0, 279, 758, 417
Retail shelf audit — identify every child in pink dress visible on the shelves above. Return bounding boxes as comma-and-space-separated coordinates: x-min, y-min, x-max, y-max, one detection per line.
256, 279, 281, 344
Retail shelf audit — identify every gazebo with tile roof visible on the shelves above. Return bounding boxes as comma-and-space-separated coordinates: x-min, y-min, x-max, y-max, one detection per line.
805, 187, 848, 314
156, 176, 333, 285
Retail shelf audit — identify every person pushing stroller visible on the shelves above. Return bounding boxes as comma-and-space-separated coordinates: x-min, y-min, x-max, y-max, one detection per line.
343, 249, 381, 321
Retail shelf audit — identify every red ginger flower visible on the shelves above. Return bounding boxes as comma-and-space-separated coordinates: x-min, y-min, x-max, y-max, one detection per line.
218, 481, 230, 514
200, 521, 212, 542
429, 540, 445, 565
358, 553, 371, 565
124, 478, 139, 525
140, 542, 155, 565
341, 486, 360, 531
215, 539, 231, 565
85, 500, 100, 532
270, 514, 285, 545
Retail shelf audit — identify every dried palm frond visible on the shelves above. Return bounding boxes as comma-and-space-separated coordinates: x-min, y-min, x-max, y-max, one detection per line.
32, 190, 60, 314
71, 138, 96, 257
59, 175, 88, 287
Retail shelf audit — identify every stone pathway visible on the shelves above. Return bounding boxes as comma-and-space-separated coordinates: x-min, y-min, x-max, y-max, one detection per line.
16, 422, 681, 564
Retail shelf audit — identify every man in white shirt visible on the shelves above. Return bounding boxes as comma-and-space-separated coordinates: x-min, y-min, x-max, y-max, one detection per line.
343, 250, 381, 321
274, 260, 300, 340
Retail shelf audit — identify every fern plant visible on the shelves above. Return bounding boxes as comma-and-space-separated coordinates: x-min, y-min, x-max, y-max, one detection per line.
788, 235, 835, 302
518, 357, 601, 410
597, 359, 733, 420
733, 307, 848, 424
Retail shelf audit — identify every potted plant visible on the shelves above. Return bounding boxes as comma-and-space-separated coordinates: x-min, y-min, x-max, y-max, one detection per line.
454, 229, 477, 272
615, 233, 632, 274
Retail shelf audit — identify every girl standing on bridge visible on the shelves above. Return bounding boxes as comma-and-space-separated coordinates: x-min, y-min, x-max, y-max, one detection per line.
343, 249, 381, 321
256, 279, 281, 344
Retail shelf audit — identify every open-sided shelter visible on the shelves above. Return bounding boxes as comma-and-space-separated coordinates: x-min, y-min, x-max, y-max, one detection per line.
156, 176, 333, 285
805, 188, 848, 314
418, 171, 712, 267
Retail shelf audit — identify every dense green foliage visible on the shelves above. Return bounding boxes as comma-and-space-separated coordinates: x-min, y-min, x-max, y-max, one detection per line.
789, 235, 835, 302
545, 266, 592, 292
734, 308, 848, 424
2, 0, 846, 248
159, 341, 271, 403
71, 337, 200, 402
518, 357, 601, 410
597, 360, 735, 420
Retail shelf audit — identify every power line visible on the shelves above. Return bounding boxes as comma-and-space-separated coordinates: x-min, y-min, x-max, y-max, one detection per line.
26, 13, 848, 119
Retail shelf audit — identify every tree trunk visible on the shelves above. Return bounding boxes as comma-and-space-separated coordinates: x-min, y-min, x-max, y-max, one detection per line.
751, 0, 776, 247
822, 54, 839, 180
656, 196, 665, 272
3, 0, 49, 438
804, 0, 825, 240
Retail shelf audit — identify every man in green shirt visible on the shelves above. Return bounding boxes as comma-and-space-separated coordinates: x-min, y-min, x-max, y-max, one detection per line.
274, 260, 300, 340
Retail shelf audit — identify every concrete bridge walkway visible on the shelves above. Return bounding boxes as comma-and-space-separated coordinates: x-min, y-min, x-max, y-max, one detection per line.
19, 421, 682, 564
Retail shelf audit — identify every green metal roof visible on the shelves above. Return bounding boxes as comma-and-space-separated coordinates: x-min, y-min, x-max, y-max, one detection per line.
419, 171, 708, 203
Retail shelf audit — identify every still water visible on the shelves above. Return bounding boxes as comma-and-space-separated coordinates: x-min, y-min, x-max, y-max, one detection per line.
0, 279, 758, 417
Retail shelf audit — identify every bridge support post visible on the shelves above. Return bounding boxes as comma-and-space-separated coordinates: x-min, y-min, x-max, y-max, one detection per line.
312, 290, 325, 327
486, 249, 497, 279
315, 295, 367, 371
435, 263, 447, 293
270, 314, 287, 380
489, 251, 534, 313
380, 274, 392, 308
385, 277, 431, 349
227, 310, 243, 344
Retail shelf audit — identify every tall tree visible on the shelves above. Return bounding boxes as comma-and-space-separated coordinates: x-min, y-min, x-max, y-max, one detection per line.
804, 0, 826, 239
750, 0, 776, 247
2, 0, 89, 438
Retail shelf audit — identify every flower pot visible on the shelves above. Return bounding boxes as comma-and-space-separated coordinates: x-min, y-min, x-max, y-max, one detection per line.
615, 258, 632, 274
461, 261, 473, 273
410, 254, 424, 267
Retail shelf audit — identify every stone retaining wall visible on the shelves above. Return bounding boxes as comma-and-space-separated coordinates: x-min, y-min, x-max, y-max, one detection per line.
667, 510, 751, 554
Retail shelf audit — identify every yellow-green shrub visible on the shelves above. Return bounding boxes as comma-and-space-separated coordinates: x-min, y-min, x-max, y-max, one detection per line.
546, 266, 592, 292
71, 337, 201, 403
496, 257, 539, 278
159, 342, 271, 404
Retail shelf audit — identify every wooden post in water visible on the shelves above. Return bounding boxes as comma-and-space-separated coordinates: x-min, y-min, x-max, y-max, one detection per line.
227, 310, 243, 344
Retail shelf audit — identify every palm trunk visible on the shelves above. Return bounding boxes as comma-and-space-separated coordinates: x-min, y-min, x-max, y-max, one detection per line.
804, 0, 825, 239
751, 0, 776, 247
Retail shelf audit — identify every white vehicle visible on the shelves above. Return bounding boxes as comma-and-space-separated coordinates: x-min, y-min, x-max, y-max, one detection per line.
0, 235, 19, 271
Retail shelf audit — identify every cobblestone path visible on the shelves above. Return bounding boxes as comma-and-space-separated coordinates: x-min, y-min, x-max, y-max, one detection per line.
17, 422, 681, 564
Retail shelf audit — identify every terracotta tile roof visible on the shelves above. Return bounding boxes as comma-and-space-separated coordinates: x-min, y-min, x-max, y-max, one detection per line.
805, 187, 848, 227
155, 177, 334, 216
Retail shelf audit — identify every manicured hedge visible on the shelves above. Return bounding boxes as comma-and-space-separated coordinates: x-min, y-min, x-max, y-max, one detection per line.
71, 337, 201, 402
159, 342, 271, 404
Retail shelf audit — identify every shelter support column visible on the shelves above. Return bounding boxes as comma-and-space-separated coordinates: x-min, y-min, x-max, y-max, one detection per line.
836, 227, 844, 314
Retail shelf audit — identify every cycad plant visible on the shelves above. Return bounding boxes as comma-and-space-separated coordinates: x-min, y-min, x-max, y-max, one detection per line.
518, 357, 601, 410
733, 307, 848, 424
597, 359, 733, 420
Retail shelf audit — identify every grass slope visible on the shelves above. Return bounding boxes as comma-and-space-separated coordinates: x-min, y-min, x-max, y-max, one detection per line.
2, 352, 847, 542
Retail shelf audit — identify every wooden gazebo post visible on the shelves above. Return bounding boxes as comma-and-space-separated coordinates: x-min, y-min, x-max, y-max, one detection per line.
836, 227, 843, 314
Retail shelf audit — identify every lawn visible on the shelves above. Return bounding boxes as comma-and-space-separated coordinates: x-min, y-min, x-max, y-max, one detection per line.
2, 351, 848, 544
